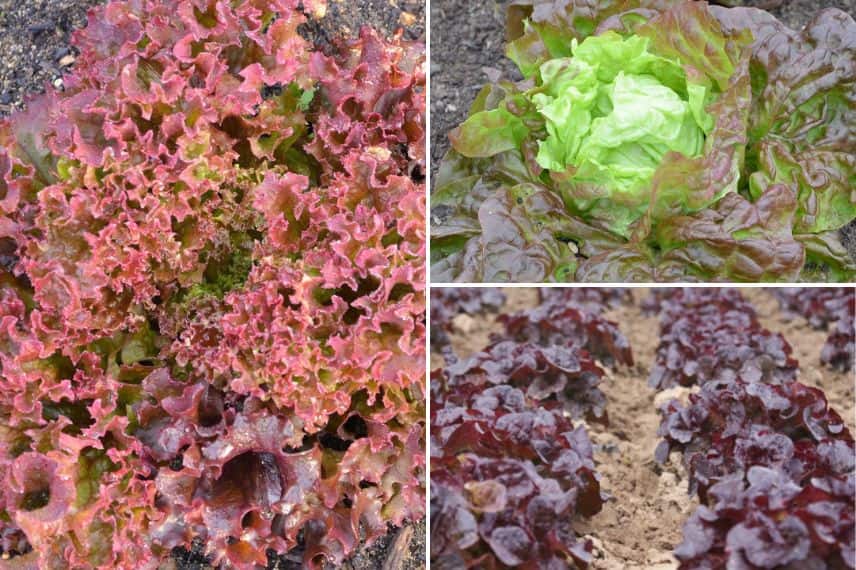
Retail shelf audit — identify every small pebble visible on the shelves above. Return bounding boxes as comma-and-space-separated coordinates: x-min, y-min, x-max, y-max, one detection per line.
27, 22, 54, 35
52, 77, 63, 89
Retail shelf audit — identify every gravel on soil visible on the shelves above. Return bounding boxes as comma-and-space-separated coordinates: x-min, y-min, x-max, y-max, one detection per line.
0, 0, 102, 114
0, 1, 426, 569
432, 287, 855, 569
429, 0, 856, 265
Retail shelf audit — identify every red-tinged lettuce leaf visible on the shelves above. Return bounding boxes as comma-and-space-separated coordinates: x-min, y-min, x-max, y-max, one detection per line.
504, 0, 679, 75
649, 315, 798, 390
431, 366, 603, 569
635, 2, 750, 92
497, 302, 633, 367
652, 184, 805, 282
648, 287, 757, 324
713, 6, 856, 237
442, 340, 609, 424
656, 379, 851, 496
751, 141, 855, 236
432, 181, 626, 282
574, 245, 661, 282
674, 468, 855, 570
468, 185, 581, 282
648, 286, 797, 390
642, 29, 751, 224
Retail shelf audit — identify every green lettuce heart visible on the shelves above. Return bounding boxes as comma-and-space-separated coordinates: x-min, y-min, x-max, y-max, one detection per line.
532, 32, 714, 234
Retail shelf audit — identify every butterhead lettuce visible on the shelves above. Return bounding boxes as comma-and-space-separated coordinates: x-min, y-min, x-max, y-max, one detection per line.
529, 32, 715, 234
432, 0, 856, 283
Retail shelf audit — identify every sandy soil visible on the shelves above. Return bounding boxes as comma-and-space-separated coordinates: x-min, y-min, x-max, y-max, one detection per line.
431, 286, 855, 569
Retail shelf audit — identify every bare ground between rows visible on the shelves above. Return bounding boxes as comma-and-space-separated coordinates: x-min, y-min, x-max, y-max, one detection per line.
0, 1, 426, 569
432, 287, 854, 569
429, 0, 856, 266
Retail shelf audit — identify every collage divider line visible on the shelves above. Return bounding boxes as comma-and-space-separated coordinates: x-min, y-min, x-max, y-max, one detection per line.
424, 0, 432, 559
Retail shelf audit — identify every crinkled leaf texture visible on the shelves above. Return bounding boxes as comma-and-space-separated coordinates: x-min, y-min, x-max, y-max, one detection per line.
430, 0, 856, 282
0, 0, 425, 568
431, 366, 603, 569
647, 288, 855, 569
429, 290, 624, 568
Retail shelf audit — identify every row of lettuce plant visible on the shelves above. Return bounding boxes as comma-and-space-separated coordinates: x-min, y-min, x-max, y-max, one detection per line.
649, 289, 854, 569
431, 0, 855, 282
0, 0, 425, 567
430, 288, 632, 568
772, 288, 855, 372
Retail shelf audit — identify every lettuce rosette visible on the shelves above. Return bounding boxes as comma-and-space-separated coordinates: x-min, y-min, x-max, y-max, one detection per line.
431, 0, 856, 282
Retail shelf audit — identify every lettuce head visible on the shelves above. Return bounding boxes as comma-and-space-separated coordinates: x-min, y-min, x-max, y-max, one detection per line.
432, 0, 856, 282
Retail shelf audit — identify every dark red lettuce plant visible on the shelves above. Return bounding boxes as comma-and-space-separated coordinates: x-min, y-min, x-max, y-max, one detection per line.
649, 288, 855, 569
772, 287, 855, 372
444, 340, 608, 424
643, 287, 756, 321
499, 293, 633, 368
538, 287, 633, 313
675, 466, 854, 569
648, 313, 798, 389
657, 379, 854, 498
0, 0, 425, 568
430, 364, 603, 569
429, 288, 626, 568
430, 0, 855, 282
648, 288, 797, 389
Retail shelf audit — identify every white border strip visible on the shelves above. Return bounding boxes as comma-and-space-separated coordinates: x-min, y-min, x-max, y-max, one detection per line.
423, 0, 432, 563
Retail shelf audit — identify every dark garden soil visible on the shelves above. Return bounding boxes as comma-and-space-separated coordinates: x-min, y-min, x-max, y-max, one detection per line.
0, 1, 426, 569
0, 0, 425, 115
429, 0, 856, 264
431, 287, 855, 569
